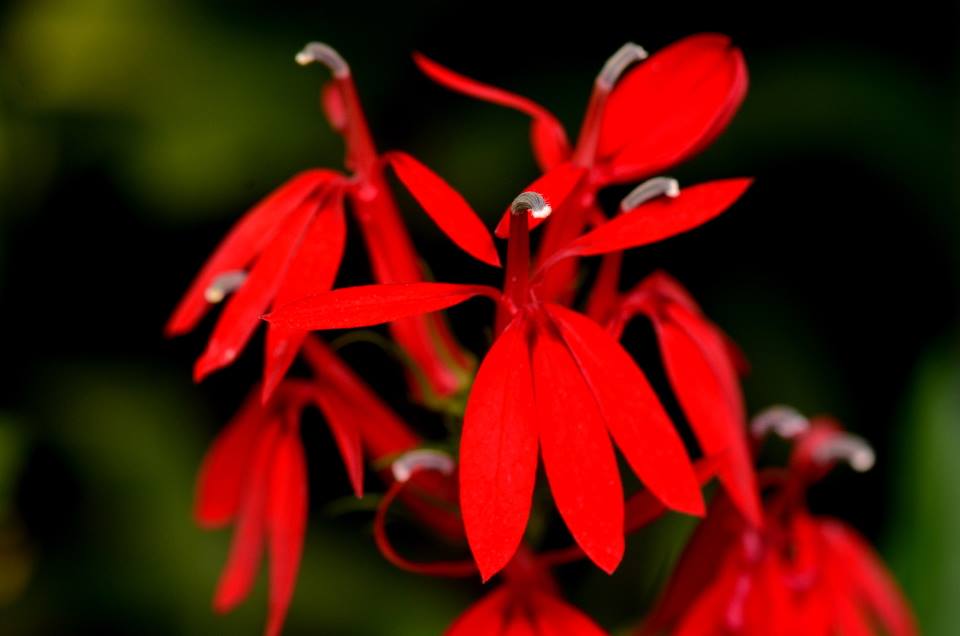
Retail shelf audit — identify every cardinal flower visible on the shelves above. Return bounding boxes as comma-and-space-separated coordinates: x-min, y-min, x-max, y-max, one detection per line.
416, 34, 747, 302
166, 42, 499, 404
266, 178, 750, 579
641, 410, 917, 636
446, 549, 608, 636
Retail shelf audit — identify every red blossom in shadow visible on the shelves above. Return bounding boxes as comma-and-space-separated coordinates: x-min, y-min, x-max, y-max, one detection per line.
640, 416, 918, 636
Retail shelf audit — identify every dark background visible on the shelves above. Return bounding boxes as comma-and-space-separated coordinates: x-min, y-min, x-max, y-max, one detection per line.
1, 1, 957, 634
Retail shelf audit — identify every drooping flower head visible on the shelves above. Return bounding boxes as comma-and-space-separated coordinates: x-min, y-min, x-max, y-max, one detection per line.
166, 43, 501, 406
641, 408, 918, 636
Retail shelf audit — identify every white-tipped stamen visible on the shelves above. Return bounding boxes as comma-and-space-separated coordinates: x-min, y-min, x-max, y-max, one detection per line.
597, 42, 648, 90
391, 449, 455, 483
511, 191, 552, 219
813, 433, 876, 472
620, 177, 680, 212
750, 405, 810, 440
204, 270, 248, 304
296, 42, 350, 78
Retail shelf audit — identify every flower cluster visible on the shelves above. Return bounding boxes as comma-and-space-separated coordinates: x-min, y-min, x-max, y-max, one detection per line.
167, 35, 916, 635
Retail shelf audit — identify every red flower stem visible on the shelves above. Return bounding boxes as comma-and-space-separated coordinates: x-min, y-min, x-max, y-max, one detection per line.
326, 62, 470, 397
585, 251, 624, 323
374, 478, 479, 577
496, 207, 532, 336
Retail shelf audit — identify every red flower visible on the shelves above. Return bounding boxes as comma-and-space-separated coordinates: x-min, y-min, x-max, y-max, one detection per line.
446, 550, 608, 636
266, 180, 750, 579
641, 413, 917, 636
166, 43, 500, 403
416, 34, 747, 303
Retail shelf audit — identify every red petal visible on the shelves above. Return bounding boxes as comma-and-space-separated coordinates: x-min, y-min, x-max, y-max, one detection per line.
597, 34, 747, 181
551, 179, 751, 262
653, 304, 760, 525
262, 190, 347, 401
494, 162, 588, 238
445, 589, 508, 636
195, 389, 268, 527
265, 282, 498, 331
309, 386, 365, 498
547, 304, 703, 516
531, 316, 624, 573
265, 428, 309, 636
822, 520, 918, 636
461, 318, 538, 581
301, 338, 419, 459
414, 53, 571, 171
213, 422, 281, 613
532, 592, 608, 636
385, 151, 500, 267
166, 170, 339, 336
194, 194, 321, 381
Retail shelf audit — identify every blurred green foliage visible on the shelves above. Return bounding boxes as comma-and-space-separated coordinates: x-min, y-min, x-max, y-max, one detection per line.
888, 340, 960, 636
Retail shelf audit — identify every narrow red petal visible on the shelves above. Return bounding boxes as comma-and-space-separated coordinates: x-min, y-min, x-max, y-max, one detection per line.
265, 429, 309, 636
494, 162, 588, 238
547, 304, 703, 516
262, 190, 347, 402
532, 316, 624, 573
194, 195, 320, 381
445, 589, 509, 636
597, 34, 747, 181
195, 389, 268, 527
822, 520, 918, 636
414, 53, 571, 171
552, 179, 751, 262
310, 386, 365, 498
532, 592, 608, 636
461, 318, 538, 581
265, 282, 498, 331
652, 305, 760, 525
166, 169, 338, 336
385, 151, 500, 267
213, 422, 281, 613
301, 338, 419, 459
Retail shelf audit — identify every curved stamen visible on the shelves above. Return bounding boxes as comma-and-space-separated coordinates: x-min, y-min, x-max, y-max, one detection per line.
750, 405, 810, 439
813, 433, 876, 472
391, 449, 455, 483
620, 177, 680, 212
511, 191, 552, 219
204, 270, 247, 304
296, 42, 351, 78
597, 42, 648, 90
